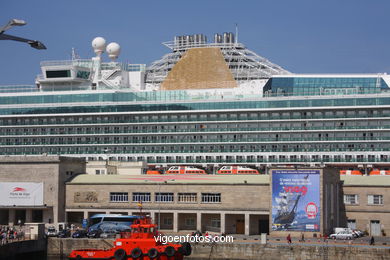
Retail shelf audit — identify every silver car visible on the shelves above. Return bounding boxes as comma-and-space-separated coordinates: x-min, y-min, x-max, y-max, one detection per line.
330, 231, 354, 240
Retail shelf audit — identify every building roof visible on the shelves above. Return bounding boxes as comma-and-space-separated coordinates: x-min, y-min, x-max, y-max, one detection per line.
68, 174, 270, 185
0, 155, 85, 163
69, 174, 390, 186
341, 175, 390, 186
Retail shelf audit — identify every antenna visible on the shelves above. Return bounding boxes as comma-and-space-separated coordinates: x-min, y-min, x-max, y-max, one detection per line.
71, 48, 80, 60
235, 23, 238, 44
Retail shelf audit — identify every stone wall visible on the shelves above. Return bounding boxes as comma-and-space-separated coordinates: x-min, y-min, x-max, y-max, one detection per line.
188, 243, 390, 260
47, 238, 114, 257
344, 185, 390, 236
47, 238, 390, 260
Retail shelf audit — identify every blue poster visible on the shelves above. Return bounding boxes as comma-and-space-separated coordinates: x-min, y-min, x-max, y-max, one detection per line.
271, 169, 320, 232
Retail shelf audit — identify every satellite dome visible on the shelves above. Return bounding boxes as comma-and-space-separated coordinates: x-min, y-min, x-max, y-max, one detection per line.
92, 37, 106, 55
106, 42, 121, 60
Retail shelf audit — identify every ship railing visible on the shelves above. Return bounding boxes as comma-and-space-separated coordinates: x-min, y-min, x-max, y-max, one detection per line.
40, 60, 145, 72
162, 41, 245, 51
2, 112, 390, 126
36, 74, 45, 81
40, 59, 92, 67
4, 125, 390, 136
0, 85, 38, 93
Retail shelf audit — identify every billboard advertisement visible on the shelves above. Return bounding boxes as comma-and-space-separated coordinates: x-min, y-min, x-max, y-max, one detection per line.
271, 169, 320, 232
0, 182, 43, 206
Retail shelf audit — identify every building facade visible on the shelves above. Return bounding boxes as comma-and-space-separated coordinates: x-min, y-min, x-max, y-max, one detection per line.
65, 172, 390, 237
86, 161, 146, 175
0, 156, 85, 226
342, 176, 390, 236
66, 175, 270, 236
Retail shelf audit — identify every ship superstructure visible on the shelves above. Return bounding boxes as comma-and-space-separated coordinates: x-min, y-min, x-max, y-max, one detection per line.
146, 33, 290, 89
1, 33, 390, 173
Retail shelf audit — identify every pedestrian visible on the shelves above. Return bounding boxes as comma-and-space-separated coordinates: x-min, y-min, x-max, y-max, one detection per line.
1, 232, 5, 245
287, 233, 292, 244
370, 236, 375, 245
300, 232, 305, 242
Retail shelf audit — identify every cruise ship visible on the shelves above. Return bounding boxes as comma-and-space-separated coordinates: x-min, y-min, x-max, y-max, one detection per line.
1, 32, 390, 174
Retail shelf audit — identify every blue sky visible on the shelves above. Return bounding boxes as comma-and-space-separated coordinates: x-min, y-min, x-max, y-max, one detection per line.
1, 0, 390, 85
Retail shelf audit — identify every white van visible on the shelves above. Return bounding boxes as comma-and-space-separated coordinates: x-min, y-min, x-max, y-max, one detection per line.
333, 227, 353, 234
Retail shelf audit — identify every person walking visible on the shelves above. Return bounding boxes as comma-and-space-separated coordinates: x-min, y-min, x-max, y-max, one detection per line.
370, 236, 375, 245
1, 232, 5, 245
300, 233, 305, 242
287, 233, 292, 244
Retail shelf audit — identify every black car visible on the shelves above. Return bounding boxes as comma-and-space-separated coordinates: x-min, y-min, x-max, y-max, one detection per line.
57, 229, 71, 238
72, 230, 88, 238
86, 229, 102, 238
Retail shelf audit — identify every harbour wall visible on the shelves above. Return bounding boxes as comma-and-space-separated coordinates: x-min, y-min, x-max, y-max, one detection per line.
0, 239, 47, 260
47, 238, 390, 260
188, 243, 390, 260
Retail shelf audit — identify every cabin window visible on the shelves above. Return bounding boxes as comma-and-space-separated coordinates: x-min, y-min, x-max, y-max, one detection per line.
46, 70, 71, 78
76, 71, 90, 79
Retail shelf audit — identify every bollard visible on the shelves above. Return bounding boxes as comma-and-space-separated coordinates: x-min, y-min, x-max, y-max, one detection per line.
261, 233, 267, 244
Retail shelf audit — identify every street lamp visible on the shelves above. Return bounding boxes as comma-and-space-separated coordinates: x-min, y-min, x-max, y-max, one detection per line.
0, 19, 46, 50
0, 19, 26, 33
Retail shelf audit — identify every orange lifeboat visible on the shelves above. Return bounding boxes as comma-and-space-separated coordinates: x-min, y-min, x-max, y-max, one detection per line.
165, 166, 206, 174
369, 169, 390, 176
69, 216, 191, 260
340, 170, 363, 176
217, 166, 260, 174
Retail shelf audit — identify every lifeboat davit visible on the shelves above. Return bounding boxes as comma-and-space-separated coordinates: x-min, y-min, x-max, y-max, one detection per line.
339, 170, 363, 176
369, 170, 390, 176
69, 216, 191, 260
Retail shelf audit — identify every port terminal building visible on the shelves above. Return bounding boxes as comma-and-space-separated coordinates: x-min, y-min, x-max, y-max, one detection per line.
0, 156, 389, 237
65, 165, 390, 237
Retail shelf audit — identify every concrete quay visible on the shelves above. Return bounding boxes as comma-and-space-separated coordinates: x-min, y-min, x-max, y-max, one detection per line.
47, 237, 390, 260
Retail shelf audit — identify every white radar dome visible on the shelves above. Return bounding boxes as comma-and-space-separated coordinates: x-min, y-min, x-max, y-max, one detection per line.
92, 37, 106, 55
106, 42, 121, 60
